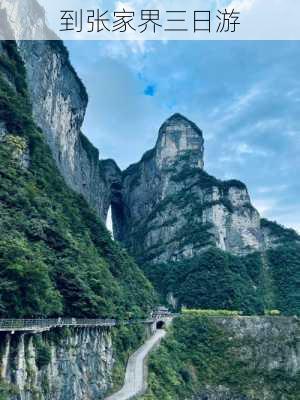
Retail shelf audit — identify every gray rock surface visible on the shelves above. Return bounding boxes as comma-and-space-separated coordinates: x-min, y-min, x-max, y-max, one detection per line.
0, 0, 118, 222
2, 1, 295, 257
0, 327, 115, 400
192, 316, 300, 400
0, 0, 57, 40
114, 114, 265, 264
215, 316, 300, 375
18, 40, 115, 221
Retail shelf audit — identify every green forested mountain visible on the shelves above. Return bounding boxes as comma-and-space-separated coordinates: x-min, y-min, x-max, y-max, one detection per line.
142, 314, 300, 400
104, 107, 300, 317
143, 238, 300, 316
0, 41, 156, 318
143, 248, 265, 315
0, 40, 299, 322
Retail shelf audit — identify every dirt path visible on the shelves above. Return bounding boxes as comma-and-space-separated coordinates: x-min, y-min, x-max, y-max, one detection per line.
105, 329, 166, 400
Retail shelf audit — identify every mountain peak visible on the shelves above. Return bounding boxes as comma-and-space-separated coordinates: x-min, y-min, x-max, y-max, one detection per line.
156, 114, 204, 169
161, 113, 203, 136
168, 112, 189, 121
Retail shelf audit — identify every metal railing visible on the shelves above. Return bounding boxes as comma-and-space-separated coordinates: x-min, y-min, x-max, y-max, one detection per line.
0, 318, 114, 331
0, 312, 175, 333
0, 318, 157, 332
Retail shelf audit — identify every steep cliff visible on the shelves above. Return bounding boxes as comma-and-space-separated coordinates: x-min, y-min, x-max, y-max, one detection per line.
0, 5, 299, 400
116, 113, 264, 265
142, 314, 300, 400
115, 114, 300, 315
0, 40, 156, 318
0, 323, 149, 400
18, 40, 117, 221
1, 328, 114, 400
0, 38, 157, 400
0, 0, 116, 222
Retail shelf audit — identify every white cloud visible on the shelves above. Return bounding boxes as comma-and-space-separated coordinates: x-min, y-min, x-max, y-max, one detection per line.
254, 118, 281, 131
235, 142, 270, 157
219, 142, 271, 165
98, 40, 151, 60
236, 143, 253, 154
291, 224, 300, 234
212, 84, 264, 128
230, 85, 263, 114
286, 130, 300, 138
114, 1, 135, 11
227, 0, 256, 12
257, 184, 289, 194
253, 198, 278, 215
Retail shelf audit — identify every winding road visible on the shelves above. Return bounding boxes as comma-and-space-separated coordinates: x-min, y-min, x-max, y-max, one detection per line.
105, 329, 166, 400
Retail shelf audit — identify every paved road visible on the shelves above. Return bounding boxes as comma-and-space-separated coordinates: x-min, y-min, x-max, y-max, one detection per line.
105, 329, 166, 400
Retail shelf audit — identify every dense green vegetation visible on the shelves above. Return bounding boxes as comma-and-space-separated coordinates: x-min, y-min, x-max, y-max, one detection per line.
141, 315, 300, 400
126, 150, 270, 315
141, 215, 299, 316
261, 219, 299, 243
182, 308, 241, 316
262, 219, 300, 315
143, 248, 265, 315
0, 41, 156, 318
34, 336, 52, 369
143, 241, 300, 316
0, 380, 17, 400
267, 244, 300, 315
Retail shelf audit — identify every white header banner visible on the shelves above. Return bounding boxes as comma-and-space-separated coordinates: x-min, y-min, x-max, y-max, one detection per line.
0, 0, 300, 40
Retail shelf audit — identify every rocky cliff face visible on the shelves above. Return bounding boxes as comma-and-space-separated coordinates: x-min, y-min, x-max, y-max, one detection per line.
115, 113, 264, 264
0, 0, 118, 222
18, 39, 118, 222
113, 115, 299, 314
192, 316, 300, 400
215, 316, 300, 375
17, 40, 120, 221
1, 0, 290, 257
0, 328, 114, 400
0, 35, 155, 400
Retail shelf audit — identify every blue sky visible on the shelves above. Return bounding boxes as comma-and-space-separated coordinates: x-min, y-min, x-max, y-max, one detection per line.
66, 40, 300, 232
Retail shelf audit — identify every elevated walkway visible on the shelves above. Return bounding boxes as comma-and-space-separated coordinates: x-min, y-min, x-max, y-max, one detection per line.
0, 318, 155, 334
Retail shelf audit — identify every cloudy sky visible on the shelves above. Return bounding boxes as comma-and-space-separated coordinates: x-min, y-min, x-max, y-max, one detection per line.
65, 39, 300, 232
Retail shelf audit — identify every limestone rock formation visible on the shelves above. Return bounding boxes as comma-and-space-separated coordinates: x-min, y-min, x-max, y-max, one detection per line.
2, 0, 295, 260
1, 328, 115, 400
155, 113, 204, 170
114, 113, 265, 264
18, 40, 113, 221
0, 0, 115, 222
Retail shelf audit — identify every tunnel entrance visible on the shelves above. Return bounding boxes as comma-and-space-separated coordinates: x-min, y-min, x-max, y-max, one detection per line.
156, 320, 165, 330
